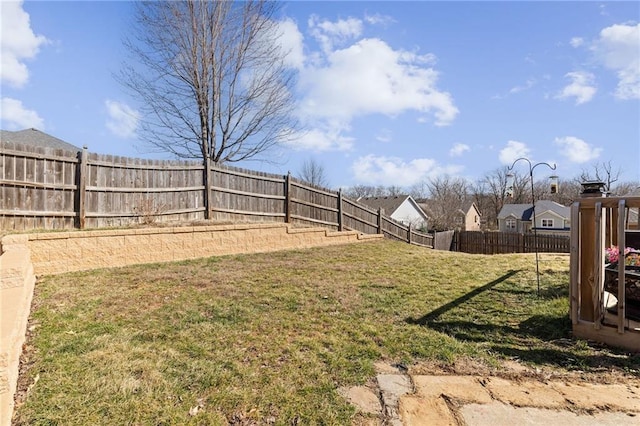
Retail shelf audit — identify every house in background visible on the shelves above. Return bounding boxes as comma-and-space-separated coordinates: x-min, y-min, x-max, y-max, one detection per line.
0, 128, 81, 151
498, 200, 571, 235
358, 195, 429, 230
454, 202, 482, 231
418, 200, 482, 231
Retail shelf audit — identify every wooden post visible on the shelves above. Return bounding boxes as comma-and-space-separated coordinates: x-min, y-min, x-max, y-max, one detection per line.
284, 172, 291, 223
377, 208, 384, 234
337, 188, 343, 231
203, 157, 212, 220
616, 200, 627, 333
569, 202, 580, 324
408, 223, 412, 244
594, 202, 604, 329
579, 204, 596, 322
76, 146, 88, 229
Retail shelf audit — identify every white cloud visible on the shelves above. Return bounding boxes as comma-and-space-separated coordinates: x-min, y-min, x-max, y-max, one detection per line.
570, 37, 584, 48
299, 38, 457, 125
591, 23, 640, 100
556, 71, 597, 104
276, 18, 305, 70
499, 140, 530, 165
554, 136, 602, 163
0, 1, 49, 88
375, 129, 392, 143
0, 97, 44, 129
308, 15, 363, 53
282, 16, 457, 153
449, 143, 470, 157
283, 127, 354, 152
364, 13, 395, 27
351, 154, 462, 187
105, 100, 139, 139
509, 78, 536, 94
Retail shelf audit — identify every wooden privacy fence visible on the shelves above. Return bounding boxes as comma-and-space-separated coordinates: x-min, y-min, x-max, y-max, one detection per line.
456, 231, 570, 254
0, 141, 433, 248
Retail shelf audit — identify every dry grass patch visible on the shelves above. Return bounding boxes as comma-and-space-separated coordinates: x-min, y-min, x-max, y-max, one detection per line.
14, 240, 639, 425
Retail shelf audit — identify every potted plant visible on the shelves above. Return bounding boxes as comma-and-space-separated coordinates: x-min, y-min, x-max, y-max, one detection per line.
604, 245, 640, 304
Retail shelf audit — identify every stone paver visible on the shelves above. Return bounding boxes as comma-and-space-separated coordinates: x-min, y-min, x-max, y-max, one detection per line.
550, 382, 640, 412
482, 376, 567, 408
341, 365, 640, 426
399, 395, 457, 426
377, 374, 413, 424
338, 386, 381, 415
460, 402, 640, 426
412, 375, 493, 404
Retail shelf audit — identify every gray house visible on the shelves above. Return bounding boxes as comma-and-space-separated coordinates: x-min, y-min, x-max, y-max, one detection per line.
498, 200, 570, 235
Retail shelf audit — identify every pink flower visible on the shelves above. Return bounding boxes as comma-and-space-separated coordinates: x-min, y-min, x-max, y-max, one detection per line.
605, 246, 620, 264
605, 246, 639, 265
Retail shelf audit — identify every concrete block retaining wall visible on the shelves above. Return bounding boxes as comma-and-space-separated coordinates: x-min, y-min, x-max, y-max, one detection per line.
0, 238, 36, 426
0, 223, 382, 424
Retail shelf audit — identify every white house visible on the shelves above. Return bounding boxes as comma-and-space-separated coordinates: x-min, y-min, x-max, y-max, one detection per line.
358, 195, 429, 230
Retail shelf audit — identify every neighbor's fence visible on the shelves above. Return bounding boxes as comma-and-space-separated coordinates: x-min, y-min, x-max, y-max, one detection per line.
0, 141, 434, 247
455, 230, 570, 254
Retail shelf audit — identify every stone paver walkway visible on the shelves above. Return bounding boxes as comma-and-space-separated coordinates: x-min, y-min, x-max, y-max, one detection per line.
342, 363, 640, 425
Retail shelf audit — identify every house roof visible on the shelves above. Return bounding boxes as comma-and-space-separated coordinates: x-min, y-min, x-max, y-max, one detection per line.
498, 203, 532, 220
0, 128, 81, 152
498, 200, 570, 221
535, 200, 570, 219
358, 195, 429, 221
358, 195, 411, 214
459, 201, 481, 216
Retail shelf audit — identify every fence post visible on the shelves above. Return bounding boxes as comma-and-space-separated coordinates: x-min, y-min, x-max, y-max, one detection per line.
203, 157, 213, 220
408, 223, 412, 244
284, 172, 291, 223
337, 188, 343, 231
377, 208, 384, 234
76, 146, 88, 229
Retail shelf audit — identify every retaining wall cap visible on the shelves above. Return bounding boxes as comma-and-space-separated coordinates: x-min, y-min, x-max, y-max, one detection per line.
1, 235, 30, 246
287, 227, 325, 234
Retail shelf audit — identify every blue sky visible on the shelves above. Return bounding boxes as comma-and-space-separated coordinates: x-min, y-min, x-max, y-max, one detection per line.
1, 1, 639, 190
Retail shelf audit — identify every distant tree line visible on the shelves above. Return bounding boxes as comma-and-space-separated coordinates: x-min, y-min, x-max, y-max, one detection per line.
298, 160, 639, 231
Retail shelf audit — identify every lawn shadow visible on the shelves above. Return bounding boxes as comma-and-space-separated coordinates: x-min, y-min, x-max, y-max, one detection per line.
406, 270, 520, 326
405, 270, 639, 372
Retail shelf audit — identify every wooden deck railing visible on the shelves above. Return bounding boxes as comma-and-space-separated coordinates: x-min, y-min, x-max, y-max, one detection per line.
570, 195, 640, 351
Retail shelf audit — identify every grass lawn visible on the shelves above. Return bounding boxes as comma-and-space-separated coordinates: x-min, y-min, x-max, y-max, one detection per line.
13, 239, 640, 425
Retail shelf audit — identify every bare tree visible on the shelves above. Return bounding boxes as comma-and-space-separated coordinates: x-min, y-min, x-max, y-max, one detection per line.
409, 180, 429, 201
387, 185, 404, 197
421, 176, 470, 231
297, 158, 329, 188
343, 185, 389, 199
611, 181, 640, 196
579, 161, 621, 193
477, 167, 527, 229
119, 1, 297, 164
